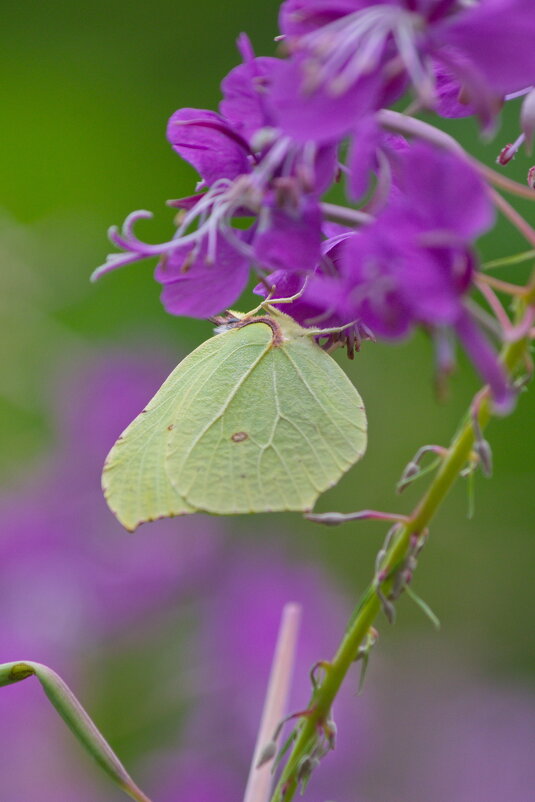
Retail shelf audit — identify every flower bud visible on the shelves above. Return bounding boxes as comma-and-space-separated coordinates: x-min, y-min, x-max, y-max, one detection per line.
528, 166, 535, 190
297, 754, 320, 783
474, 437, 493, 477
256, 740, 277, 768
496, 143, 517, 165
397, 460, 420, 493
496, 133, 526, 166
319, 718, 336, 751
377, 586, 396, 624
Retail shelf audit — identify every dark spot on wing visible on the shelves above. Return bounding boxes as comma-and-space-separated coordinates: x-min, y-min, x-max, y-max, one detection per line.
231, 431, 249, 442
167, 423, 175, 431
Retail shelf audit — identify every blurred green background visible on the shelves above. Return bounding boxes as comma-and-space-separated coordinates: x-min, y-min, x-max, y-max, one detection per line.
1, 1, 534, 799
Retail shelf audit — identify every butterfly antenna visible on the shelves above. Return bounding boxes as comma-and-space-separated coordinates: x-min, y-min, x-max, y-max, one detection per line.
262, 277, 309, 307
305, 318, 358, 337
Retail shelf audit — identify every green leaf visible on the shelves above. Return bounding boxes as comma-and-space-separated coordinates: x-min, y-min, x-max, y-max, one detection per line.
356, 651, 369, 695
0, 661, 152, 802
104, 305, 367, 529
404, 585, 441, 631
273, 729, 298, 772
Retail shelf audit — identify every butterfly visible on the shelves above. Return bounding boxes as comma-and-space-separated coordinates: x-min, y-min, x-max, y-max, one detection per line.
102, 302, 367, 530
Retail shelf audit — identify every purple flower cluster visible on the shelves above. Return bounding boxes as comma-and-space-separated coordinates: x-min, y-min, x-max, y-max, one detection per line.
93, 34, 334, 318
93, 0, 535, 410
274, 0, 535, 136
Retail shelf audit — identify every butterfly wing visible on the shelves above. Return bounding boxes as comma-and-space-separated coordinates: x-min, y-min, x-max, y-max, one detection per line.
166, 324, 367, 514
104, 318, 367, 527
102, 323, 272, 530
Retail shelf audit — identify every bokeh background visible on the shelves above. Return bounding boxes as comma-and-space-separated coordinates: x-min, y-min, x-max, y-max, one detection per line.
1, 1, 534, 800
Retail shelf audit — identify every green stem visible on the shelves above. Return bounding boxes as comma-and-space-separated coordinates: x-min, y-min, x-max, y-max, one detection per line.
483, 250, 535, 271
270, 327, 529, 801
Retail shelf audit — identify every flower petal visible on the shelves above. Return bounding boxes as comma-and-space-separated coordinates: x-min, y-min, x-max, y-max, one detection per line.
269, 54, 380, 143
432, 60, 475, 119
253, 198, 322, 272
455, 308, 515, 414
394, 142, 494, 240
156, 234, 250, 318
167, 108, 251, 185
444, 0, 535, 97
220, 56, 279, 141
347, 116, 381, 200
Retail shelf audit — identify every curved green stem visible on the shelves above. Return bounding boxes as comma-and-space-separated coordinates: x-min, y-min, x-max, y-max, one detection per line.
270, 319, 530, 802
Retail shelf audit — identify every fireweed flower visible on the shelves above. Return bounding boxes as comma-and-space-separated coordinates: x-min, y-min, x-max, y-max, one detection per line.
276, 142, 513, 411
433, 65, 532, 123
272, 0, 535, 142
92, 37, 336, 318
92, 21, 519, 412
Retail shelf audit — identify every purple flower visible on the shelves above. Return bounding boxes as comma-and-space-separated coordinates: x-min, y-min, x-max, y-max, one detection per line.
271, 0, 535, 141
337, 140, 491, 332
219, 33, 280, 139
253, 195, 323, 272
287, 142, 513, 410
92, 38, 335, 319
167, 108, 252, 186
